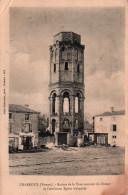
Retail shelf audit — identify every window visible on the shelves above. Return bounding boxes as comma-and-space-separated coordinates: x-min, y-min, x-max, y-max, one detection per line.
54, 64, 56, 73
25, 114, 29, 121
75, 97, 79, 113
65, 38, 69, 41
112, 136, 116, 139
63, 98, 69, 112
100, 118, 103, 121
63, 92, 70, 113
24, 123, 32, 132
52, 93, 57, 113
9, 113, 12, 119
77, 63, 80, 73
65, 62, 68, 70
75, 93, 81, 113
113, 125, 116, 131
63, 119, 70, 130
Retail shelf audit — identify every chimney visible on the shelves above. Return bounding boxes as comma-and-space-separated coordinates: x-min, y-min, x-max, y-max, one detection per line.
24, 104, 29, 108
110, 107, 114, 112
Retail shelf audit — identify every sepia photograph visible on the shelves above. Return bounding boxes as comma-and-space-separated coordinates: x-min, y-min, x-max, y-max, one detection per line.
8, 6, 126, 176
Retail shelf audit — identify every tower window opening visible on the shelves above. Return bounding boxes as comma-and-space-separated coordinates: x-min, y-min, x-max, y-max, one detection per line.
52, 93, 57, 113
75, 93, 81, 113
65, 62, 68, 70
75, 97, 79, 113
54, 64, 56, 73
77, 63, 80, 73
9, 113, 12, 119
63, 92, 70, 113
63, 98, 69, 112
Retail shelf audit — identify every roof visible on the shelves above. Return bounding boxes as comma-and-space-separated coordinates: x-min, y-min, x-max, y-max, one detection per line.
94, 110, 125, 117
54, 31, 80, 37
9, 104, 40, 114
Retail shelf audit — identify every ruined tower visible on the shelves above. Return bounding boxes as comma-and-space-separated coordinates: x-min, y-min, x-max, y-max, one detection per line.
49, 32, 85, 145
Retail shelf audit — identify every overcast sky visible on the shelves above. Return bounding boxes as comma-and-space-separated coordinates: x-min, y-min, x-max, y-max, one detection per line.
9, 7, 125, 121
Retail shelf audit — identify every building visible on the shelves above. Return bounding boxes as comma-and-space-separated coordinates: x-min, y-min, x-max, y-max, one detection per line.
9, 104, 40, 150
93, 107, 125, 147
49, 32, 85, 145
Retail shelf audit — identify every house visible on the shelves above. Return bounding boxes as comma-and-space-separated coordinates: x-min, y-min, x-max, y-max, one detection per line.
93, 107, 125, 147
9, 104, 40, 150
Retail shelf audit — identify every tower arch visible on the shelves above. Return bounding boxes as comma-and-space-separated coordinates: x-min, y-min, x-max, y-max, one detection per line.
75, 90, 84, 113
63, 91, 70, 113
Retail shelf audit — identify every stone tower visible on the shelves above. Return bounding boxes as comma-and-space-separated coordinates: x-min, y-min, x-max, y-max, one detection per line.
49, 32, 85, 144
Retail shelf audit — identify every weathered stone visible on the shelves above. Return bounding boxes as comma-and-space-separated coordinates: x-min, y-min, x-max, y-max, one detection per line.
49, 32, 85, 145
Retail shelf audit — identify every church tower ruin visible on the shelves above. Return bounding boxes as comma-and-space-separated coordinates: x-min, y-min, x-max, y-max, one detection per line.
49, 32, 85, 145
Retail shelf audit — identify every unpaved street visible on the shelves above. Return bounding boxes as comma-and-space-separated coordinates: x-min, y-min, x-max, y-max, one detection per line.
9, 146, 125, 175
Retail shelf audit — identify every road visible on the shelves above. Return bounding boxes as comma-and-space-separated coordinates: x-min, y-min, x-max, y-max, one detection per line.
9, 146, 125, 175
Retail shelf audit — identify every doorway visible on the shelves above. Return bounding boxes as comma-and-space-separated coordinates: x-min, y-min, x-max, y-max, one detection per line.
22, 137, 32, 149
58, 133, 67, 145
95, 133, 108, 146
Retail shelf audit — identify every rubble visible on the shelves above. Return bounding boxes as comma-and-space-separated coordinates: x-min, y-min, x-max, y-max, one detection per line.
56, 144, 78, 151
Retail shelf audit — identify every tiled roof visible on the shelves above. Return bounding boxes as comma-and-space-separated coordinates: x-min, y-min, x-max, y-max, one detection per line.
94, 110, 125, 117
9, 104, 40, 114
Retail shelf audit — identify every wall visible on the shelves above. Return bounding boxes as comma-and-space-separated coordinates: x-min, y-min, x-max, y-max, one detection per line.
94, 115, 125, 147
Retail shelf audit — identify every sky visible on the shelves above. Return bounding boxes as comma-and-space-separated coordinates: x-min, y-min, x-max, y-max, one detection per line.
9, 7, 125, 121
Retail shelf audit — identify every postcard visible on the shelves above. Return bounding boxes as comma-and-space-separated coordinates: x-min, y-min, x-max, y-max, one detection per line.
0, 0, 128, 194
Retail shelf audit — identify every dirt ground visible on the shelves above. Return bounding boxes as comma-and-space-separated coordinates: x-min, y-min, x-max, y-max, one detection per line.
9, 146, 125, 175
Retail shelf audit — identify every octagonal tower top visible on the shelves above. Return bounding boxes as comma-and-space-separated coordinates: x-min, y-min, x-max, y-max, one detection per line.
53, 32, 81, 44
